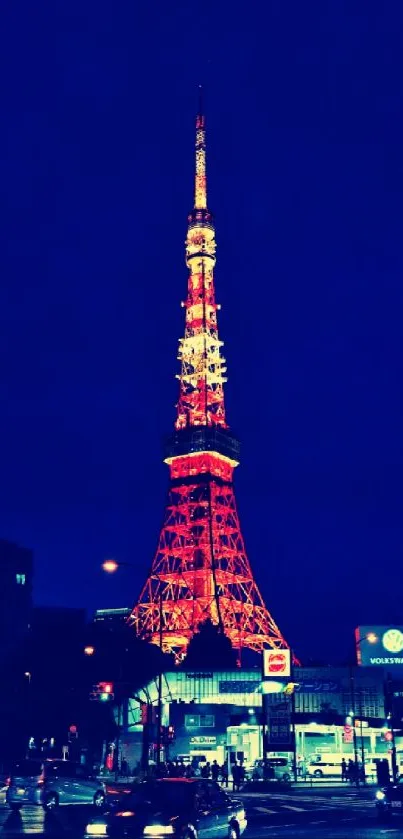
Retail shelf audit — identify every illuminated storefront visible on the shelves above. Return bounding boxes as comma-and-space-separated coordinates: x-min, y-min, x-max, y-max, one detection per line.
120, 665, 394, 771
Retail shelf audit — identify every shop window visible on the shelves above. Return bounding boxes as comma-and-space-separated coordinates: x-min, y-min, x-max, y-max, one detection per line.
200, 714, 215, 727
16, 573, 26, 585
185, 714, 200, 728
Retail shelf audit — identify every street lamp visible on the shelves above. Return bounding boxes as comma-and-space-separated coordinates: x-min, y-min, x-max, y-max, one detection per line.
24, 672, 31, 684
355, 631, 378, 664
84, 645, 95, 656
102, 559, 165, 774
102, 559, 119, 573
366, 632, 378, 645
351, 633, 378, 784
386, 690, 399, 783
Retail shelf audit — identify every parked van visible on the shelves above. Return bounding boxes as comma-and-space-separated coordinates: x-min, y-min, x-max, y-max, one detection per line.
308, 758, 343, 778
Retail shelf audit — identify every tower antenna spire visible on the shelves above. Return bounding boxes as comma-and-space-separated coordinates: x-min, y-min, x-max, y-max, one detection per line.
194, 87, 207, 209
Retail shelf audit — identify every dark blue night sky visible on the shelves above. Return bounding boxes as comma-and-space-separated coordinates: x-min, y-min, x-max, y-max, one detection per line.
0, 1, 402, 662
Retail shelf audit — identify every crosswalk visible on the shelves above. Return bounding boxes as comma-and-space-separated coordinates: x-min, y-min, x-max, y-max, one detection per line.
243, 791, 375, 817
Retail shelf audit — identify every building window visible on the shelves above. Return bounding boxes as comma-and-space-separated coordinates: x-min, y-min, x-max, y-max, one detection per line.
185, 714, 200, 728
16, 573, 26, 585
200, 714, 215, 727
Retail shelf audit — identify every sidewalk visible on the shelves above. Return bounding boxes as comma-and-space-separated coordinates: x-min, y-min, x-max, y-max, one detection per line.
294, 778, 376, 788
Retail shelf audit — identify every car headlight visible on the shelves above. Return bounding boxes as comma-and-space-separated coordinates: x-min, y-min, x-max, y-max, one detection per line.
376, 790, 386, 801
86, 823, 108, 836
143, 826, 174, 836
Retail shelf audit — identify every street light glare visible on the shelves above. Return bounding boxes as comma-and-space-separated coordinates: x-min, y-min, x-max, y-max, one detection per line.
102, 559, 118, 573
84, 645, 95, 656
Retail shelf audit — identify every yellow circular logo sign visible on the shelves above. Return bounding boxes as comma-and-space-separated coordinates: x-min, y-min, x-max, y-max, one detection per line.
382, 629, 403, 653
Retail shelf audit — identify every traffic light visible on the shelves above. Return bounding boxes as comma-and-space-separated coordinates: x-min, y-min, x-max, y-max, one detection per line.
90, 682, 114, 701
99, 682, 114, 701
283, 682, 297, 695
160, 725, 175, 744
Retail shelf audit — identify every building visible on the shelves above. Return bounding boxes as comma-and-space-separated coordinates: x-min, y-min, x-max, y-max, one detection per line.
30, 606, 87, 675
0, 539, 33, 669
31, 605, 86, 636
121, 664, 391, 772
93, 607, 132, 630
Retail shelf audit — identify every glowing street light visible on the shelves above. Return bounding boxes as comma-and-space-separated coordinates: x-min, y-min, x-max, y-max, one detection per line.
102, 559, 119, 574
84, 645, 95, 656
366, 632, 378, 644
102, 559, 135, 573
356, 631, 378, 648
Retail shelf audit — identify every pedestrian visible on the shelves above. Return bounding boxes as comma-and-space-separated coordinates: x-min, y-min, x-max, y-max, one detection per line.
263, 760, 274, 781
211, 760, 220, 782
232, 762, 241, 792
120, 759, 129, 778
341, 758, 347, 783
347, 759, 356, 785
221, 764, 228, 787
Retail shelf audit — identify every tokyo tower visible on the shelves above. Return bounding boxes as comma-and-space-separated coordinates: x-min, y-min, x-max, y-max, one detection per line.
130, 96, 289, 662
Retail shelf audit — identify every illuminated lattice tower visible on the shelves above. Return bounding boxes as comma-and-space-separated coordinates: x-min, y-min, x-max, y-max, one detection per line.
130, 99, 289, 662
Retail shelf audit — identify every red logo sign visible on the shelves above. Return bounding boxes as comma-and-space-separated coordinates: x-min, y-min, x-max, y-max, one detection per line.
268, 653, 287, 673
263, 649, 291, 678
343, 725, 353, 743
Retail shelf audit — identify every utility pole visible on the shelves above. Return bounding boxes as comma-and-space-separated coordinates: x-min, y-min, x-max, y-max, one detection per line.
141, 700, 151, 772
387, 677, 398, 783
290, 687, 298, 781
358, 680, 366, 784
290, 651, 298, 781
156, 590, 163, 774
349, 667, 360, 787
114, 701, 122, 781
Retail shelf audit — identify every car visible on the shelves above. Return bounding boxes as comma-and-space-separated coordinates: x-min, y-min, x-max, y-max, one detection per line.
85, 778, 247, 839
376, 778, 403, 821
307, 760, 343, 778
251, 758, 292, 782
6, 759, 106, 811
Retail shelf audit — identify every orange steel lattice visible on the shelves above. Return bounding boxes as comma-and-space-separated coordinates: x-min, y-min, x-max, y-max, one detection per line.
130, 97, 289, 662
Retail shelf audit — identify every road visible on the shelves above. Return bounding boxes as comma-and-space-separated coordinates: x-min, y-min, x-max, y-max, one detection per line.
0, 785, 398, 837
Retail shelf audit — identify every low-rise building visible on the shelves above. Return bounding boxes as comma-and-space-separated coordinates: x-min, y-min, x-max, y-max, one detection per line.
121, 663, 393, 773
